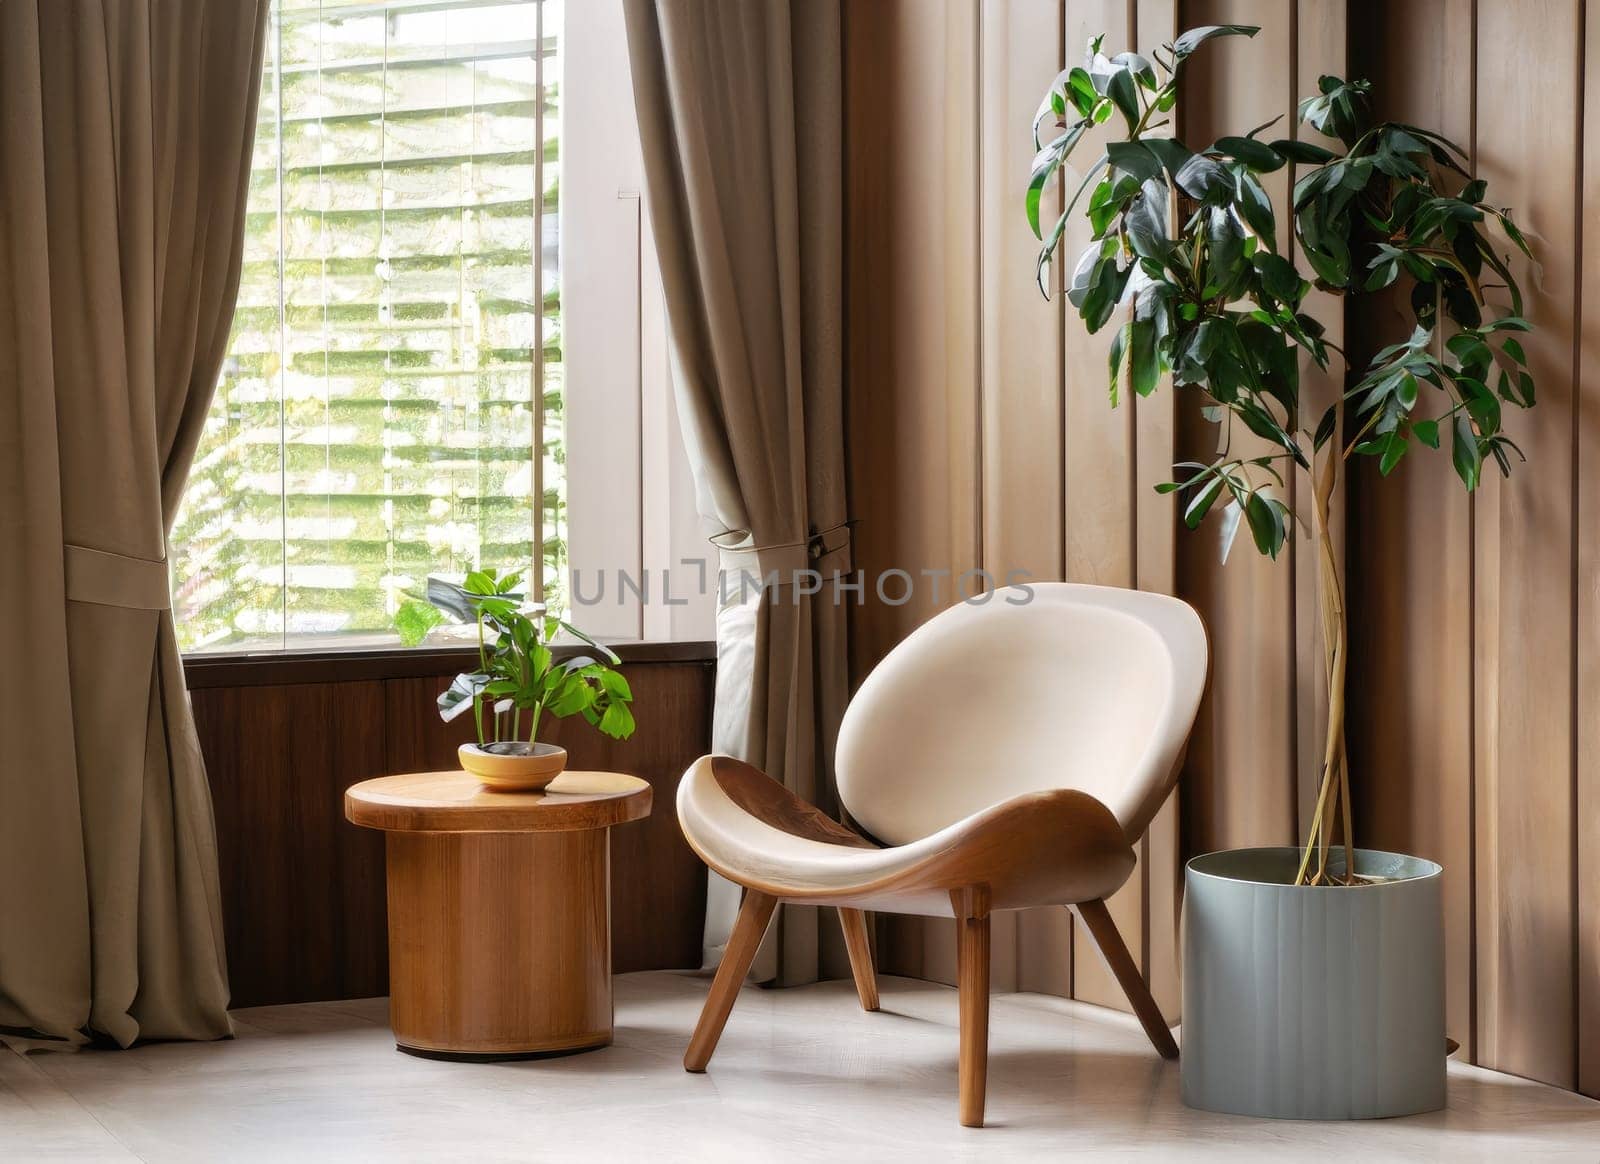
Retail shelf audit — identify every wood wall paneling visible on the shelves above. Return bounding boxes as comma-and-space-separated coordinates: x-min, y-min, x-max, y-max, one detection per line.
1579, 0, 1600, 1103
1174, 0, 1298, 860
846, 0, 1600, 1100
843, 0, 982, 985
1345, 0, 1479, 1063
1290, 0, 1349, 844
845, 0, 1189, 1020
194, 682, 389, 1010
983, 0, 1067, 1000
1471, 0, 1579, 1091
1127, 0, 1182, 1019
195, 659, 712, 1007
1057, 0, 1147, 1015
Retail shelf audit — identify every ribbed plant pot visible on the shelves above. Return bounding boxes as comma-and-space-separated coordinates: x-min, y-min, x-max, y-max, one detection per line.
1180, 846, 1445, 1120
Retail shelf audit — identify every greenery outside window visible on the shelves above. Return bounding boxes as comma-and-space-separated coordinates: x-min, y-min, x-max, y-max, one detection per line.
172, 0, 566, 653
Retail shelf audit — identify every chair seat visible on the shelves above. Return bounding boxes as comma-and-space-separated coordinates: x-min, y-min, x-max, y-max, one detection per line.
677, 756, 1138, 916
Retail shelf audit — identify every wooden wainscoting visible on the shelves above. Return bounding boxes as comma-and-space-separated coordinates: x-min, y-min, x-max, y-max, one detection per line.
188, 647, 713, 1008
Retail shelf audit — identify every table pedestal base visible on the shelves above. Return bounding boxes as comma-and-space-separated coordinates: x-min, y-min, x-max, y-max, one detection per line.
385, 829, 612, 1057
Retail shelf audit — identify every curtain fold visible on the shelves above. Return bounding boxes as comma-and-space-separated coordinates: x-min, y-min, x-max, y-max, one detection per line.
0, 0, 268, 1047
623, 0, 851, 985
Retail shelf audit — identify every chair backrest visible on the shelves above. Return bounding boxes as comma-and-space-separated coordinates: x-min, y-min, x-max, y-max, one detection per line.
835, 583, 1208, 847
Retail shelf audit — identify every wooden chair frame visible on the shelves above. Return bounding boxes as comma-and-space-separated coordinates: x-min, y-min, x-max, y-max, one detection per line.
680, 759, 1177, 1128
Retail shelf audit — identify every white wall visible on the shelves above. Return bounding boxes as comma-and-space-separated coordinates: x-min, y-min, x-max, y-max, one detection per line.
562, 0, 714, 642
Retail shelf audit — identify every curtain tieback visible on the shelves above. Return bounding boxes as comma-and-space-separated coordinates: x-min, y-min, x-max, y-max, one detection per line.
64, 543, 171, 610
714, 521, 854, 582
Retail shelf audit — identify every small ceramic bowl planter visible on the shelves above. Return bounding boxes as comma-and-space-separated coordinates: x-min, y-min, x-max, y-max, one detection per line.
457, 742, 568, 792
1180, 846, 1446, 1120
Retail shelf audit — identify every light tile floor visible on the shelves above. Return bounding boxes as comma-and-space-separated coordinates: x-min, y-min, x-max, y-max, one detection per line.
3, 972, 1598, 1162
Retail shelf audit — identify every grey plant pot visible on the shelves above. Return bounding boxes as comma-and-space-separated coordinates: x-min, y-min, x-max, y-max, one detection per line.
1180, 846, 1446, 1120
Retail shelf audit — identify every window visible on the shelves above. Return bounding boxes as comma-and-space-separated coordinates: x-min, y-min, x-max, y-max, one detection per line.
173, 0, 712, 655
172, 0, 566, 652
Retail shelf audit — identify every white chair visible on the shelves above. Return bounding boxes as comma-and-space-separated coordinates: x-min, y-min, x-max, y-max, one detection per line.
676, 582, 1208, 1126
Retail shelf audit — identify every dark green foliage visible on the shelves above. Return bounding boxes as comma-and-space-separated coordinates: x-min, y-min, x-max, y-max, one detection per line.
426, 568, 635, 747
1029, 27, 1536, 561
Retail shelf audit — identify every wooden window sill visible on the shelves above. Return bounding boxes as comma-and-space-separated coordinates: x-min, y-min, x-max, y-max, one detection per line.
182, 640, 716, 689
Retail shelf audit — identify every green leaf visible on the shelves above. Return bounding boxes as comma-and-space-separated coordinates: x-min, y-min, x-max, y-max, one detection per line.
1172, 24, 1259, 58
1243, 491, 1286, 558
1517, 370, 1537, 407
598, 701, 636, 740
1234, 171, 1277, 251
1496, 210, 1534, 259
1107, 320, 1131, 406
1067, 68, 1098, 116
1172, 152, 1232, 202
1131, 317, 1159, 397
1452, 413, 1482, 490
1412, 418, 1440, 448
1253, 251, 1302, 303
1203, 205, 1245, 297
1215, 135, 1283, 171
1106, 68, 1140, 131
557, 618, 622, 664
546, 676, 593, 717
1184, 475, 1225, 528
1396, 372, 1419, 410
1106, 139, 1164, 183
1032, 70, 1070, 148
437, 672, 490, 723
393, 599, 443, 648
1035, 207, 1070, 297
1026, 133, 1070, 238
1112, 51, 1158, 88
1124, 177, 1170, 258
1483, 315, 1531, 333
1270, 138, 1337, 165
1217, 499, 1243, 563
1377, 428, 1408, 475
597, 669, 633, 701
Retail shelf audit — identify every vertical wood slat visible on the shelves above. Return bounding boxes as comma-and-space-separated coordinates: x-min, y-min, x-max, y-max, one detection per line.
842, 0, 982, 984
1345, 0, 1479, 1062
1472, 0, 1579, 1090
1174, 0, 1297, 858
1133, 0, 1181, 1021
1579, 0, 1600, 1102
1059, 0, 1152, 1014
979, 0, 1066, 994
1289, 0, 1348, 847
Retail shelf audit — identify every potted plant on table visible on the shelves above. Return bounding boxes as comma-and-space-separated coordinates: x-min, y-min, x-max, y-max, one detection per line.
422, 568, 636, 791
1028, 26, 1536, 1118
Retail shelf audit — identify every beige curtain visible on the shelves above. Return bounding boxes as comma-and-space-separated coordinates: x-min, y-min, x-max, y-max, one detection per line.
0, 0, 268, 1047
623, 0, 852, 985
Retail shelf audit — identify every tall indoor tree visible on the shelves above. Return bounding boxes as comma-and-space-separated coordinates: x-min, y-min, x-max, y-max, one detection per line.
1028, 25, 1537, 885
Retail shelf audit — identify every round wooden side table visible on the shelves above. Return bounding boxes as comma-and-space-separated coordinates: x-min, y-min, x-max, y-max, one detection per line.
345, 769, 652, 1060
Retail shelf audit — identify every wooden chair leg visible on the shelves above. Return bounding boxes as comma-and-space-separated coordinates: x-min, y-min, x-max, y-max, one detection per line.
953, 889, 991, 1128
837, 908, 880, 1012
684, 890, 778, 1072
1069, 899, 1178, 1060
